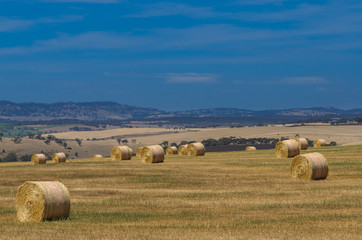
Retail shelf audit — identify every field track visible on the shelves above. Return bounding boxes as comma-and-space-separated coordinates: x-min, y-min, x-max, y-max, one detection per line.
0, 145, 361, 239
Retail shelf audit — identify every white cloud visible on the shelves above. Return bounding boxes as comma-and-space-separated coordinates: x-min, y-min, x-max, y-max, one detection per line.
164, 73, 218, 84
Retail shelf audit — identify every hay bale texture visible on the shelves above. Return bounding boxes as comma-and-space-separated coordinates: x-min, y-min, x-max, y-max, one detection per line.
166, 146, 178, 155
128, 147, 133, 156
52, 152, 66, 163
291, 152, 328, 180
16, 181, 70, 222
294, 138, 309, 150
275, 139, 300, 158
111, 146, 132, 160
92, 154, 102, 159
187, 143, 205, 156
314, 139, 327, 147
141, 145, 164, 164
31, 154, 46, 164
136, 147, 144, 157
178, 145, 188, 156
246, 146, 256, 151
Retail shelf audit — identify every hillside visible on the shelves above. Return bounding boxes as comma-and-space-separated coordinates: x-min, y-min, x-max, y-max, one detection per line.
0, 101, 164, 121
0, 101, 361, 121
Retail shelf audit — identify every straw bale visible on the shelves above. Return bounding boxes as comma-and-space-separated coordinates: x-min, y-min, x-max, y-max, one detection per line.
166, 146, 178, 155
294, 138, 309, 150
136, 147, 144, 157
275, 139, 300, 158
111, 146, 132, 160
92, 154, 103, 159
178, 145, 188, 156
291, 152, 328, 180
141, 145, 164, 163
187, 143, 205, 156
314, 139, 327, 147
16, 181, 70, 222
31, 154, 46, 164
127, 147, 133, 156
245, 146, 256, 151
52, 152, 66, 163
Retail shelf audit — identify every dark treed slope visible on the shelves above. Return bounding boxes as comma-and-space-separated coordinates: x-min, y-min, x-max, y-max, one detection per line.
0, 101, 361, 121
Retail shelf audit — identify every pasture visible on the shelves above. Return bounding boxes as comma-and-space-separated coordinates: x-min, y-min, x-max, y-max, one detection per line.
0, 145, 361, 239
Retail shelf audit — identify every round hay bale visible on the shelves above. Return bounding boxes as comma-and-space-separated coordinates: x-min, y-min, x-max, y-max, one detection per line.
31, 154, 46, 164
52, 152, 66, 163
178, 145, 188, 155
111, 146, 132, 160
291, 152, 328, 180
294, 138, 309, 150
92, 154, 102, 159
314, 139, 326, 147
136, 147, 144, 157
275, 139, 300, 158
16, 181, 70, 222
166, 146, 178, 155
245, 146, 256, 151
141, 145, 164, 164
187, 143, 205, 156
127, 147, 133, 156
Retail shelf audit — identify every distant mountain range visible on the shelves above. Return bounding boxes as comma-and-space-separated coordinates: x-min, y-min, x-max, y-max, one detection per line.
0, 100, 361, 121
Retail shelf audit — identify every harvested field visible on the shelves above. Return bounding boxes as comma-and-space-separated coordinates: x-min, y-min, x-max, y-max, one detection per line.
0, 145, 361, 239
1, 125, 362, 159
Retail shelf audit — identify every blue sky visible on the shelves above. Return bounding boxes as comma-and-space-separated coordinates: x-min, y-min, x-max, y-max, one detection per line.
0, 0, 361, 111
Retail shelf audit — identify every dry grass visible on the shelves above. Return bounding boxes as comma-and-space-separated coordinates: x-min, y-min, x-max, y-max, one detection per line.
2, 125, 362, 159
0, 145, 361, 239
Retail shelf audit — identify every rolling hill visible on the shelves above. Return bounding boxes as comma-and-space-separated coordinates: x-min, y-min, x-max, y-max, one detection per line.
0, 101, 361, 121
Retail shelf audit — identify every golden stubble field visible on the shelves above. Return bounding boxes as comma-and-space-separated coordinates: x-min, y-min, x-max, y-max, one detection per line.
0, 145, 361, 239
1, 124, 362, 159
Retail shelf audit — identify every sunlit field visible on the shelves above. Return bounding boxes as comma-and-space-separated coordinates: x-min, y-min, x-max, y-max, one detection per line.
0, 145, 361, 239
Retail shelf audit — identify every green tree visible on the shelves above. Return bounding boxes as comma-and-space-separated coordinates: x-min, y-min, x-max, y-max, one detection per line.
12, 137, 22, 144
75, 138, 82, 146
3, 152, 18, 162
20, 154, 32, 162
160, 141, 169, 148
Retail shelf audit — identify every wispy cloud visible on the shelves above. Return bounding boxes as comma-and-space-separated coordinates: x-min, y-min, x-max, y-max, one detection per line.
0, 31, 140, 54
279, 76, 328, 85
127, 3, 217, 18
234, 76, 328, 86
0, 15, 84, 32
234, 0, 291, 6
0, 17, 34, 32
0, 25, 272, 54
233, 3, 324, 22
37, 15, 85, 23
41, 0, 120, 3
0, 20, 359, 56
164, 73, 219, 84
